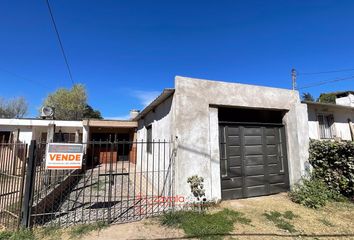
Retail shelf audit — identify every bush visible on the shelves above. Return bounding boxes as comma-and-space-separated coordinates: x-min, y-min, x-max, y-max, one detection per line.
289, 178, 342, 209
309, 140, 354, 198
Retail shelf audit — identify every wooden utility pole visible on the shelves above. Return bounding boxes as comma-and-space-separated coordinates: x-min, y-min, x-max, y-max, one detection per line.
291, 68, 297, 90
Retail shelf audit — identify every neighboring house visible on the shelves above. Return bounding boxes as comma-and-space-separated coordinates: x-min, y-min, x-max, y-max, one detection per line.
134, 76, 309, 201
305, 91, 354, 141
0, 118, 84, 144
335, 91, 354, 107
0, 118, 137, 163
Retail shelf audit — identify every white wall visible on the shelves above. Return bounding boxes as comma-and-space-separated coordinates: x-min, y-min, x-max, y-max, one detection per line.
136, 96, 175, 197
0, 119, 85, 143
336, 94, 354, 107
307, 105, 354, 141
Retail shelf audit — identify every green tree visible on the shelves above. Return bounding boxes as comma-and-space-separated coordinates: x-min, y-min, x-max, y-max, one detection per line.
0, 96, 28, 118
83, 104, 102, 119
317, 93, 336, 104
41, 84, 102, 120
301, 92, 314, 102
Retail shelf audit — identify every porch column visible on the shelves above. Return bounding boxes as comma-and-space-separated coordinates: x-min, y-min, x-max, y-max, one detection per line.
75, 129, 80, 143
46, 124, 55, 143
12, 129, 20, 175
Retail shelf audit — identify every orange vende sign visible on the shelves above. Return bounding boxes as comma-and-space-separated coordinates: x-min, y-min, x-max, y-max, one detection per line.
46, 143, 83, 170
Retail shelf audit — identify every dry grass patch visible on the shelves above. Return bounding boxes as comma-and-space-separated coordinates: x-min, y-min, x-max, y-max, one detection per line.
220, 193, 354, 239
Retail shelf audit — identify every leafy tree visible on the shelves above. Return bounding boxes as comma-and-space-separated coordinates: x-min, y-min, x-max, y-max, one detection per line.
41, 84, 102, 120
83, 104, 102, 119
0, 97, 28, 118
301, 92, 314, 102
317, 93, 336, 104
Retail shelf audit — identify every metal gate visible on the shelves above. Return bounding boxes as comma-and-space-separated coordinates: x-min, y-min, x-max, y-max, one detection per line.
0, 142, 27, 229
219, 123, 289, 200
0, 140, 175, 229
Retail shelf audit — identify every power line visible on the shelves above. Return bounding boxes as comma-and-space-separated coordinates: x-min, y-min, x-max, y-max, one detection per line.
0, 67, 49, 88
299, 68, 354, 76
45, 0, 74, 85
298, 75, 354, 90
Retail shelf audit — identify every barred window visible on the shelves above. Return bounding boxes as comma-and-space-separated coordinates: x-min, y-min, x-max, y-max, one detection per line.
317, 114, 335, 139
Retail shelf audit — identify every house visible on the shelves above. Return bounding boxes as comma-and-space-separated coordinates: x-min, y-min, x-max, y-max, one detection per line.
134, 76, 309, 201
0, 117, 138, 163
0, 118, 84, 144
305, 91, 354, 141
82, 118, 137, 163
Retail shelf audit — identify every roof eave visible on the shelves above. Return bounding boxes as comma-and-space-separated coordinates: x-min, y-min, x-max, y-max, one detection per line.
133, 89, 175, 121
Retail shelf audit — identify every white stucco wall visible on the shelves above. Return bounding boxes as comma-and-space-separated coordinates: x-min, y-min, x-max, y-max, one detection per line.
307, 104, 354, 141
336, 94, 354, 107
136, 96, 174, 197
0, 119, 85, 143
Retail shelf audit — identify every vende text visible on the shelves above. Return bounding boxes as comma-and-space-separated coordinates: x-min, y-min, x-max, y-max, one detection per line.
49, 154, 81, 161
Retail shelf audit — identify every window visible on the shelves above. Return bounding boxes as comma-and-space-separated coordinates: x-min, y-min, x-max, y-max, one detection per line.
317, 114, 335, 139
146, 125, 152, 153
0, 131, 11, 143
54, 132, 82, 143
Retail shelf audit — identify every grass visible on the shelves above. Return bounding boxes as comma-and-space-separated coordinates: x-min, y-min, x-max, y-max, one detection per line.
36, 225, 62, 240
0, 231, 12, 240
160, 209, 251, 240
318, 218, 335, 227
0, 229, 35, 240
0, 222, 108, 240
263, 210, 298, 233
69, 222, 108, 239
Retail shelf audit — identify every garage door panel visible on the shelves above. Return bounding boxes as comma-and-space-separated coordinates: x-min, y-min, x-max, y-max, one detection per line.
266, 145, 278, 155
244, 145, 263, 155
245, 155, 264, 165
267, 155, 278, 164
245, 186, 267, 197
245, 176, 265, 187
265, 128, 276, 135
228, 156, 242, 167
228, 136, 241, 145
269, 174, 285, 184
221, 177, 243, 189
245, 165, 264, 176
266, 136, 276, 144
244, 136, 262, 145
244, 127, 262, 136
228, 146, 241, 156
222, 188, 243, 200
227, 127, 240, 135
228, 166, 242, 177
268, 164, 281, 174
269, 183, 287, 194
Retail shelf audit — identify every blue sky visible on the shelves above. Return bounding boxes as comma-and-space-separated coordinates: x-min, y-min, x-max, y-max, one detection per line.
1, 0, 354, 118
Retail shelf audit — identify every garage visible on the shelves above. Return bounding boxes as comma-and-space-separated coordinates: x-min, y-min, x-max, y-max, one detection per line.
219, 107, 289, 200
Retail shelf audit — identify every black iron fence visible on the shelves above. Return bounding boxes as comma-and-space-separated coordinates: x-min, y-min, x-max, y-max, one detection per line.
0, 140, 175, 230
0, 142, 27, 229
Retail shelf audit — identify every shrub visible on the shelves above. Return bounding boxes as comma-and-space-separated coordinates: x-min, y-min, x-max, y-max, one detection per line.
289, 178, 341, 208
309, 140, 354, 198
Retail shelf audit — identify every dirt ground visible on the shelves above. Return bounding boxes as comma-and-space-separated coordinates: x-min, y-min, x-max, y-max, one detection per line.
64, 193, 354, 240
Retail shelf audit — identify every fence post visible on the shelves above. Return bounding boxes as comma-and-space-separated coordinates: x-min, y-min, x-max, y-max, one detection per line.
21, 140, 37, 228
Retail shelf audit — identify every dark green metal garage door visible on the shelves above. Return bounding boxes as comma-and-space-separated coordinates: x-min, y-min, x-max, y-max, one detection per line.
219, 124, 289, 200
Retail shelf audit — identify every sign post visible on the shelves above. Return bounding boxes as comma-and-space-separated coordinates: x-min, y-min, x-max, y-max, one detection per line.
46, 143, 83, 170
